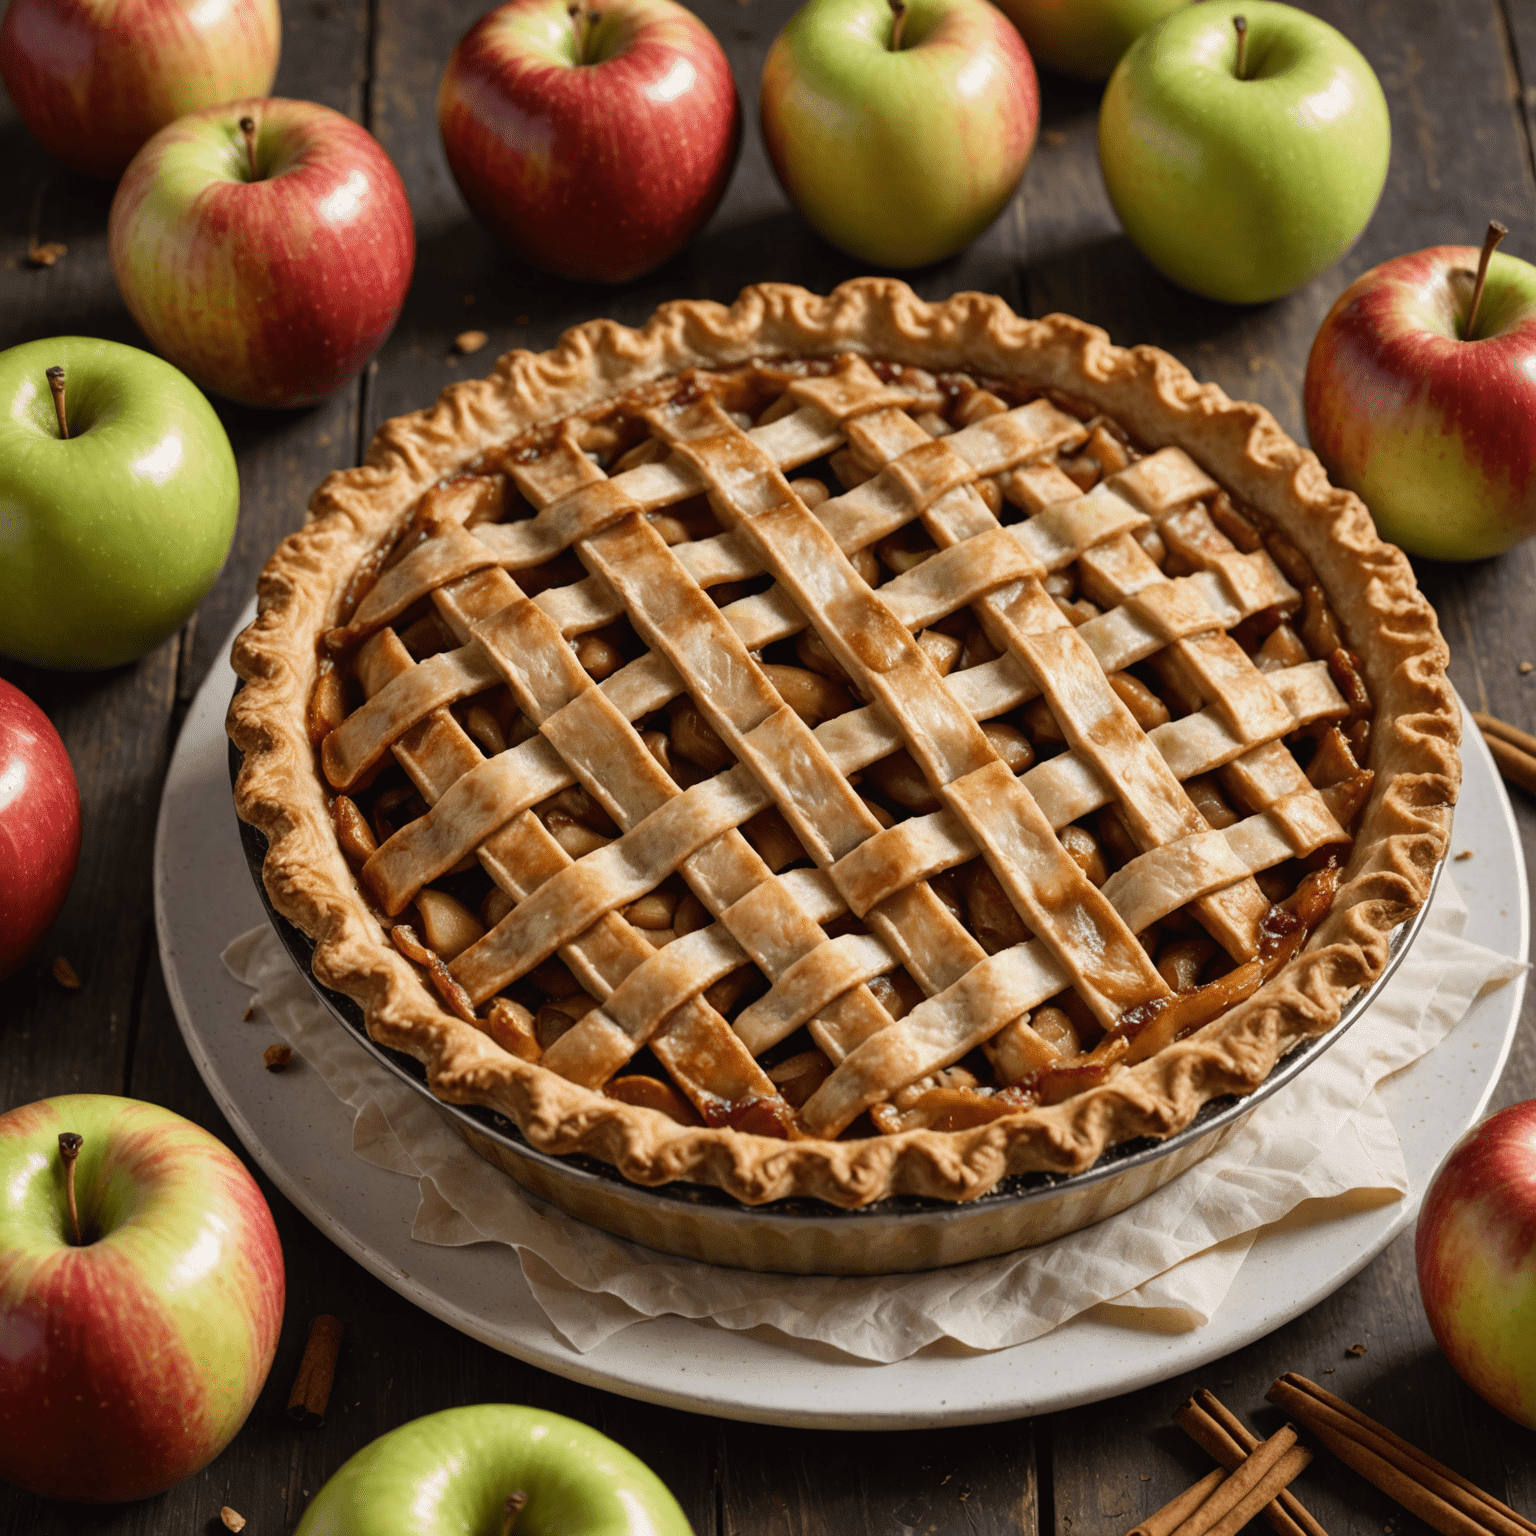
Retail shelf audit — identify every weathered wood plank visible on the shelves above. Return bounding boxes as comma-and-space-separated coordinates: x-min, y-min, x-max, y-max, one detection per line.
0, 0, 375, 1529
0, 648, 176, 1105
1503, 0, 1536, 174
1411, 0, 1536, 1108
0, 75, 178, 1107
715, 1415, 1038, 1535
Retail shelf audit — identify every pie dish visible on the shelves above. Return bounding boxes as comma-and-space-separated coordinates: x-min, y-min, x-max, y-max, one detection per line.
228, 279, 1459, 1211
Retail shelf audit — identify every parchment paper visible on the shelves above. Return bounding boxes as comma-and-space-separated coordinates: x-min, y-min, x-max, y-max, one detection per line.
224, 873, 1522, 1363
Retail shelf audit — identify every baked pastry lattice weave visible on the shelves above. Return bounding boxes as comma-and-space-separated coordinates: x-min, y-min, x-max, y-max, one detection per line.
230, 280, 1458, 1207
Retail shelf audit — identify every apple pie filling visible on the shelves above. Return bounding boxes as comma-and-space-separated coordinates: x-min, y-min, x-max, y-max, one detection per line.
305, 356, 1373, 1144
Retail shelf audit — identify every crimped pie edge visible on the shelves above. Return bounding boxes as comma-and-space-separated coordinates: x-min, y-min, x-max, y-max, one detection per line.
227, 277, 1460, 1209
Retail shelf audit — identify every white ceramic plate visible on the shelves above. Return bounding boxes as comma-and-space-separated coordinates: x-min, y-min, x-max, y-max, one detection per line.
155, 609, 1528, 1429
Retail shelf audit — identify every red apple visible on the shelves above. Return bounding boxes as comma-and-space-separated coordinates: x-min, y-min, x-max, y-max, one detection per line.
437, 0, 740, 284
1305, 223, 1536, 561
0, 678, 81, 980
1415, 1099, 1536, 1429
0, 1095, 285, 1502
0, 0, 281, 181
107, 98, 415, 409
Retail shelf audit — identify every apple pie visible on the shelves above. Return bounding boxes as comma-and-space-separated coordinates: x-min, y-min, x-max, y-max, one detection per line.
229, 280, 1458, 1207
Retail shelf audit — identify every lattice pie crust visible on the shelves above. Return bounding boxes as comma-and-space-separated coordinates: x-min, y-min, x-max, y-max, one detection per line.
229, 281, 1458, 1207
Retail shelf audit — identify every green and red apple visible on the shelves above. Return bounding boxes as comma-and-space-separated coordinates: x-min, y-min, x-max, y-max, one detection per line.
0, 1095, 285, 1503
760, 0, 1039, 269
993, 0, 1186, 81
1306, 226, 1536, 560
295, 1404, 693, 1535
110, 97, 415, 409
1098, 1, 1390, 304
0, 335, 239, 670
0, 0, 281, 181
1416, 1099, 1536, 1428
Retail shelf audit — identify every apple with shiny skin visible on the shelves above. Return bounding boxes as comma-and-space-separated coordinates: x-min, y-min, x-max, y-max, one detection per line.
0, 0, 281, 181
0, 680, 81, 980
1305, 232, 1536, 560
109, 98, 415, 409
0, 1095, 285, 1503
0, 335, 239, 669
993, 0, 1186, 81
760, 0, 1038, 269
1415, 1099, 1536, 1429
1098, 1, 1390, 304
295, 1404, 692, 1535
438, 0, 740, 284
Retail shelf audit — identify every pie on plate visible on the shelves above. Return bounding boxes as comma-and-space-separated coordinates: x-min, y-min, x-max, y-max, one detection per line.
229, 280, 1458, 1210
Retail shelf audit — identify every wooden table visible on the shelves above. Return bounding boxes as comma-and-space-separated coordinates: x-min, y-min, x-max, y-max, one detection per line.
3, 1, 1534, 1530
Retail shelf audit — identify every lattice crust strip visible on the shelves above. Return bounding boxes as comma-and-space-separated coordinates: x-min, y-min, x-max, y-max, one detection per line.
317, 356, 1359, 1140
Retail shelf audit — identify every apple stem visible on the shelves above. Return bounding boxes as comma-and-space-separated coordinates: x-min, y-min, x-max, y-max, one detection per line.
887, 0, 907, 51
45, 366, 68, 439
58, 1132, 82, 1245
1464, 219, 1508, 339
568, 2, 596, 62
1233, 15, 1248, 80
239, 116, 259, 181
499, 1491, 528, 1535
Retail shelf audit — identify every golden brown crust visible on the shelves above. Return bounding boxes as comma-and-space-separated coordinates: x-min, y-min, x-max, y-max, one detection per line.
228, 278, 1459, 1208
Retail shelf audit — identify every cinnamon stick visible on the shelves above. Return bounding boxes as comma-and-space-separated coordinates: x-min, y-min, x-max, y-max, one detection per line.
1204, 1448, 1312, 1536
1482, 732, 1536, 797
287, 1314, 344, 1425
1195, 1391, 1329, 1536
1276, 1375, 1536, 1535
1129, 1469, 1227, 1536
1176, 1392, 1328, 1536
1267, 1374, 1535, 1536
1169, 1425, 1303, 1536
1473, 712, 1536, 760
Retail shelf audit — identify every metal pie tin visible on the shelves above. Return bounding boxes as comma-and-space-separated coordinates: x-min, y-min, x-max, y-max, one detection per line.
232, 740, 1439, 1275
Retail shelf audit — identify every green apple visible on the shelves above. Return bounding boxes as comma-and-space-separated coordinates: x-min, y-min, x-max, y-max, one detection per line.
993, 0, 1187, 81
1098, 1, 1390, 304
0, 336, 239, 670
759, 0, 1040, 269
296, 1404, 693, 1535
